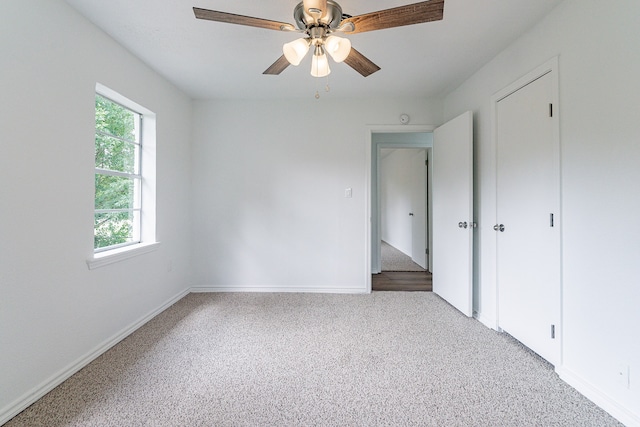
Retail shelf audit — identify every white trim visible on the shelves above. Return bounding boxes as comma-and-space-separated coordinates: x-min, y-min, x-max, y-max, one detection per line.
0, 288, 189, 426
557, 366, 640, 427
95, 129, 140, 146
190, 285, 369, 294
493, 57, 558, 102
366, 125, 437, 134
364, 128, 372, 289
95, 168, 142, 180
473, 311, 498, 331
87, 241, 160, 269
96, 83, 153, 116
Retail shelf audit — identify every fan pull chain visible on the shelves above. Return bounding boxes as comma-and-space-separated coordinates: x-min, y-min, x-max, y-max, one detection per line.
314, 74, 331, 99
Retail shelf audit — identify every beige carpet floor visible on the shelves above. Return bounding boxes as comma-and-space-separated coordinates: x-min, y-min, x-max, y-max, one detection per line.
6, 292, 622, 427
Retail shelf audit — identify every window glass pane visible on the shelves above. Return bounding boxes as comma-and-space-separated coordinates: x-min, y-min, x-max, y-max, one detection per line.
95, 95, 139, 142
95, 175, 140, 210
95, 133, 138, 174
94, 211, 135, 249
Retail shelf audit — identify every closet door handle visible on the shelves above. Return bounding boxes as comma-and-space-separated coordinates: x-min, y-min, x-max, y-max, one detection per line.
493, 224, 505, 232
409, 213, 414, 216
458, 221, 468, 229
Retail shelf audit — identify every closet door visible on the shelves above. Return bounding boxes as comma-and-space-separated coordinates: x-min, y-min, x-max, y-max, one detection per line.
496, 71, 560, 365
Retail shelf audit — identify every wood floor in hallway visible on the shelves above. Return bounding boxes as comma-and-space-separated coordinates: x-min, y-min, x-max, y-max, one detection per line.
372, 271, 433, 292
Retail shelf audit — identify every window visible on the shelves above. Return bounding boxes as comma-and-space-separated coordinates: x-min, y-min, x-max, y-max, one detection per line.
90, 84, 157, 266
94, 94, 141, 251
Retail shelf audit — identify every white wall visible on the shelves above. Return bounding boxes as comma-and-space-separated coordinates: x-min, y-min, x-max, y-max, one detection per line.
0, 0, 193, 422
190, 98, 442, 292
443, 0, 640, 424
380, 149, 417, 256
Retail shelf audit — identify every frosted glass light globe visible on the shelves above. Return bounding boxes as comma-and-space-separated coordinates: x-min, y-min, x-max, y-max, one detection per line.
283, 38, 310, 66
311, 53, 331, 77
325, 36, 351, 63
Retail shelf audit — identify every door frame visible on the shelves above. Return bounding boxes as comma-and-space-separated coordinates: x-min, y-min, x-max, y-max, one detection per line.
490, 56, 561, 361
409, 148, 428, 269
365, 125, 435, 292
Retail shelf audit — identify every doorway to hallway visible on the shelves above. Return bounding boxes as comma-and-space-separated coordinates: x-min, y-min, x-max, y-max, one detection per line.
370, 132, 433, 276
370, 132, 433, 292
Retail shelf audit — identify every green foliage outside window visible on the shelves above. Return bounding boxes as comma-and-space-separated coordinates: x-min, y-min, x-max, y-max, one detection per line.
94, 95, 141, 250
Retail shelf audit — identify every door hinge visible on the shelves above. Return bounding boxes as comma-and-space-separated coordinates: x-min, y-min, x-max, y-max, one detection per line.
425, 159, 428, 166
551, 324, 556, 339
426, 248, 429, 255
550, 213, 554, 227
549, 103, 553, 117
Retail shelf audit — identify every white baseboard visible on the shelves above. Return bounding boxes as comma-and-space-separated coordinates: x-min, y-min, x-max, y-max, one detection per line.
557, 366, 640, 427
191, 285, 368, 294
0, 288, 190, 426
473, 310, 498, 331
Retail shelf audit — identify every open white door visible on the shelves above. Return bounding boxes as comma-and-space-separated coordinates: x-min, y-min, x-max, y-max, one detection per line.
432, 111, 473, 317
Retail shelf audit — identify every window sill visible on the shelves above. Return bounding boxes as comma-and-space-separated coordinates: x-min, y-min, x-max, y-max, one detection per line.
87, 242, 160, 270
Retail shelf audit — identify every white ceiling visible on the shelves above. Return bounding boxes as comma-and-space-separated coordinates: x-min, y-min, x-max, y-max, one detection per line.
64, 0, 564, 100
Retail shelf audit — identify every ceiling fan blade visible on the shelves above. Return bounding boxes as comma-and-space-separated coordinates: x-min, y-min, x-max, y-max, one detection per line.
344, 48, 381, 77
193, 7, 295, 31
263, 55, 291, 75
340, 0, 444, 34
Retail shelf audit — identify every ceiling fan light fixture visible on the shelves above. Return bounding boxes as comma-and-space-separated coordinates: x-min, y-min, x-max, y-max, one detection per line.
195, 0, 446, 79
311, 47, 331, 77
283, 38, 310, 66
325, 35, 351, 63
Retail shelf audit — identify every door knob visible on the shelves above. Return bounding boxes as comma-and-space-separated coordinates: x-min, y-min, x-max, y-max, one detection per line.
458, 221, 468, 229
493, 224, 505, 232
409, 213, 414, 216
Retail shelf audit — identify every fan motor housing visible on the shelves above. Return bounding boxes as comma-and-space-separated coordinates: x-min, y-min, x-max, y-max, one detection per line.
294, 1, 344, 30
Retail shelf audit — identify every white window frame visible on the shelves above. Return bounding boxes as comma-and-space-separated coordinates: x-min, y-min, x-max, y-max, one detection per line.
87, 84, 158, 269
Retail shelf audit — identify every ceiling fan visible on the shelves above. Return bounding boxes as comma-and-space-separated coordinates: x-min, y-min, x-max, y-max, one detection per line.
193, 0, 445, 78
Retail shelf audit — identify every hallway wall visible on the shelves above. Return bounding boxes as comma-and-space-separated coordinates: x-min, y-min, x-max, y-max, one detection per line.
380, 149, 423, 257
